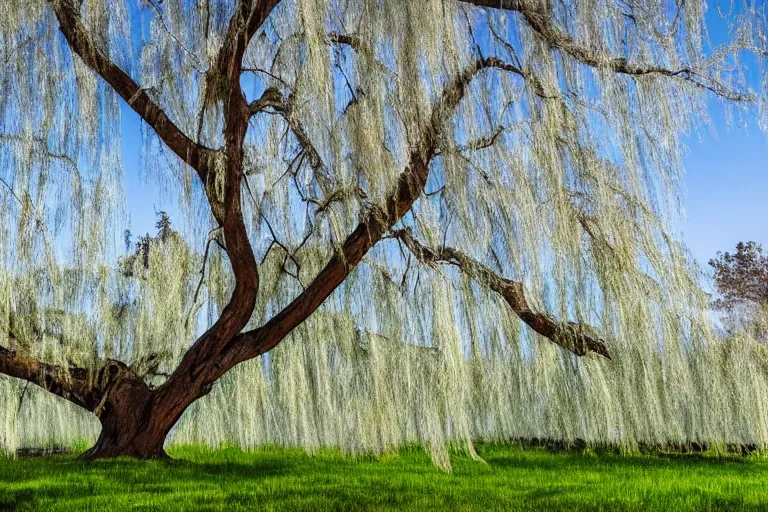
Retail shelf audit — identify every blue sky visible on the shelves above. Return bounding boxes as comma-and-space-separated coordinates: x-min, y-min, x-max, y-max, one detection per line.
680, 3, 767, 270
682, 109, 767, 268
121, 5, 767, 273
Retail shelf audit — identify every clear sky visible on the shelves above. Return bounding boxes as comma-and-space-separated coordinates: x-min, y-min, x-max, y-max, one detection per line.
121, 4, 768, 273
682, 110, 767, 269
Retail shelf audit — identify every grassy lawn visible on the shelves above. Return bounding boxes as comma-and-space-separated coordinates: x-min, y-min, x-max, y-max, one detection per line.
1, 444, 767, 511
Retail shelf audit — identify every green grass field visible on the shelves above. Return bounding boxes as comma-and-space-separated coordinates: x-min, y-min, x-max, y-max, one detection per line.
1, 444, 767, 511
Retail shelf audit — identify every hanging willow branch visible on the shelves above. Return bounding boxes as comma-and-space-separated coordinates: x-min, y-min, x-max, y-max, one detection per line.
462, 0, 755, 101
390, 228, 611, 359
48, 0, 213, 178
229, 52, 500, 362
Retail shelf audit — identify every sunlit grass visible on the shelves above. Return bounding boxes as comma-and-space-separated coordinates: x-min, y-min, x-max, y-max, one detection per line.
1, 443, 767, 511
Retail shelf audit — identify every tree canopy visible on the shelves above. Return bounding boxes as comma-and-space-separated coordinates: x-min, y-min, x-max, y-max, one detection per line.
1, 0, 768, 466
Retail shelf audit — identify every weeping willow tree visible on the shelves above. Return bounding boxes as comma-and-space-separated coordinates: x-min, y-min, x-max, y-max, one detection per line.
1, 0, 767, 464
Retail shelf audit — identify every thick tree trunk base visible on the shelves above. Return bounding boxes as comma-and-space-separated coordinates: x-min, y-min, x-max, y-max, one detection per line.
80, 437, 170, 461
80, 362, 172, 461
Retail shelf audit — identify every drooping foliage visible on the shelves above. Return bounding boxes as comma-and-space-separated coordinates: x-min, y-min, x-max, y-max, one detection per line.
1, 0, 768, 468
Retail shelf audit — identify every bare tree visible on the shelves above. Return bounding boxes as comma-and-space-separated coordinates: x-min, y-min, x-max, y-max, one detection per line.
0, 0, 765, 459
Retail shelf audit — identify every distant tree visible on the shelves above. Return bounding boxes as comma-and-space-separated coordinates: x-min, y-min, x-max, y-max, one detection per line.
120, 212, 180, 276
709, 242, 768, 311
123, 230, 132, 253
709, 241, 768, 338
0, 0, 766, 460
155, 211, 172, 242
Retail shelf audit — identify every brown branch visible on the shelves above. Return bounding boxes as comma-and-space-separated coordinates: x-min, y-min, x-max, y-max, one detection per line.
461, 0, 754, 102
224, 55, 497, 366
47, 0, 212, 180
252, 89, 326, 173
0, 318, 152, 415
141, 2, 290, 431
249, 86, 286, 115
458, 126, 506, 152
0, 343, 96, 410
226, 151, 432, 363
213, 0, 283, 100
391, 228, 611, 359
5, 0, 289, 451
480, 57, 554, 99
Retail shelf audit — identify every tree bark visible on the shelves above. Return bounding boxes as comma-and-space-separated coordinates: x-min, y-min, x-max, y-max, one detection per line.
82, 386, 162, 459
80, 381, 212, 460
390, 228, 611, 359
74, 361, 164, 460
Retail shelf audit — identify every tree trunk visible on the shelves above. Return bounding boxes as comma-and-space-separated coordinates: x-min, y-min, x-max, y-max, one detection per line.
80, 362, 170, 460
83, 414, 169, 460
77, 356, 225, 460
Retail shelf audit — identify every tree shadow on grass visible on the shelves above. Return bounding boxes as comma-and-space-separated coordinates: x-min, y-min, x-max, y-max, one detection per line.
481, 446, 754, 473
0, 489, 36, 512
0, 453, 294, 509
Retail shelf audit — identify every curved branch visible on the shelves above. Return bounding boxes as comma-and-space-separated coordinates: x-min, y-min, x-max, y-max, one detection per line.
0, 322, 152, 415
248, 88, 327, 174
458, 126, 505, 152
480, 57, 554, 99
227, 150, 433, 364
47, 0, 212, 179
0, 344, 95, 410
461, 0, 754, 102
214, 0, 283, 100
140, 2, 290, 433
391, 228, 611, 359
248, 86, 286, 115
225, 55, 497, 366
